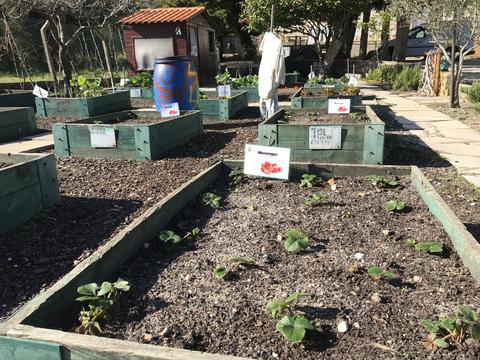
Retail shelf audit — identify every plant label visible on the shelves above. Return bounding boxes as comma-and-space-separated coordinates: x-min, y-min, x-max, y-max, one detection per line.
218, 85, 231, 97
129, 88, 142, 98
309, 126, 342, 150
89, 127, 116, 148
328, 99, 351, 114
119, 78, 128, 86
33, 85, 48, 98
244, 144, 290, 180
159, 103, 180, 117
348, 77, 359, 87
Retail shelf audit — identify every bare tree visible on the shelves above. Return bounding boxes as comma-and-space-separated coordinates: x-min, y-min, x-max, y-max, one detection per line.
18, 0, 135, 96
390, 0, 480, 107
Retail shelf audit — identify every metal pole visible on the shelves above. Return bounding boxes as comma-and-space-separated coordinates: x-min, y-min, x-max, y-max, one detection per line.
270, 5, 275, 33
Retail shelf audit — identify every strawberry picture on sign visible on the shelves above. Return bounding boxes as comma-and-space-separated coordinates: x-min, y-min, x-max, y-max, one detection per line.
261, 162, 282, 175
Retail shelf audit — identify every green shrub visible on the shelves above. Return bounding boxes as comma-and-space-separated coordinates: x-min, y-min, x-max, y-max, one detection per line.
392, 65, 421, 91
466, 81, 480, 112
128, 72, 153, 88
366, 64, 404, 87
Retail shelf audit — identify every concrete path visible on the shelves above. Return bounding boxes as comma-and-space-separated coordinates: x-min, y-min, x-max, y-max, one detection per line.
0, 132, 54, 154
362, 82, 480, 187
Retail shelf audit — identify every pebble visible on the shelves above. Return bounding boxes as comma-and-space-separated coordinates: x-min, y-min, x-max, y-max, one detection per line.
413, 275, 422, 283
143, 333, 152, 342
353, 252, 364, 261
353, 322, 360, 329
337, 320, 349, 333
276, 234, 283, 242
371, 292, 382, 303
184, 274, 193, 281
382, 229, 395, 236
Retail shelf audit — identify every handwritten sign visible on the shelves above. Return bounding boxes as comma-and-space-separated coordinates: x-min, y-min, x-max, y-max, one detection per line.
328, 99, 351, 114
244, 144, 290, 180
90, 127, 116, 148
159, 103, 180, 118
309, 126, 342, 150
218, 85, 231, 97
129, 88, 142, 98
33, 85, 48, 98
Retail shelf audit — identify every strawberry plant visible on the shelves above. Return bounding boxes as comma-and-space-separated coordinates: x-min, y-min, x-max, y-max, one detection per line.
213, 256, 256, 280
283, 229, 311, 252
350, 112, 364, 122
215, 70, 232, 86
159, 230, 182, 244
276, 315, 319, 343
406, 239, 443, 254
202, 192, 221, 209
367, 266, 396, 281
184, 227, 201, 241
74, 279, 130, 335
420, 306, 480, 350
229, 170, 245, 186
70, 75, 103, 98
368, 175, 399, 189
304, 192, 330, 206
200, 92, 209, 100
300, 174, 319, 188
266, 292, 309, 318
128, 72, 153, 88
385, 199, 406, 212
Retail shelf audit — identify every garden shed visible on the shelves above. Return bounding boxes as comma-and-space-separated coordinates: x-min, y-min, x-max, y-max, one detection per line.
121, 7, 218, 85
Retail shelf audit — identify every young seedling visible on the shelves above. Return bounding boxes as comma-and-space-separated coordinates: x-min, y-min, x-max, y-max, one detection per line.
304, 192, 330, 206
350, 112, 364, 122
184, 227, 202, 242
307, 112, 317, 121
406, 239, 443, 254
367, 266, 396, 281
276, 315, 320, 343
266, 292, 310, 318
213, 256, 256, 280
283, 229, 311, 252
74, 279, 130, 335
385, 199, 406, 212
368, 175, 399, 189
159, 230, 182, 244
229, 170, 245, 186
202, 192, 221, 209
299, 174, 319, 188
420, 306, 480, 350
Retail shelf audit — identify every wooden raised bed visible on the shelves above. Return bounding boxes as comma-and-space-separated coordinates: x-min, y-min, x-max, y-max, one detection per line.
0, 91, 36, 110
35, 91, 131, 119
52, 109, 203, 160
284, 72, 299, 87
234, 87, 258, 103
0, 107, 36, 143
304, 84, 346, 91
291, 87, 362, 109
199, 90, 248, 120
258, 106, 384, 165
0, 153, 60, 234
1, 160, 480, 359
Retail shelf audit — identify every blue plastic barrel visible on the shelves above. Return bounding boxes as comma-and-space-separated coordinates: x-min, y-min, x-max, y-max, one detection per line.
153, 56, 199, 111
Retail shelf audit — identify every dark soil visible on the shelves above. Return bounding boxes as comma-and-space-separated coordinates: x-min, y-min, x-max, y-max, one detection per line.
96, 175, 480, 359
0, 162, 13, 170
286, 111, 368, 125
0, 107, 260, 322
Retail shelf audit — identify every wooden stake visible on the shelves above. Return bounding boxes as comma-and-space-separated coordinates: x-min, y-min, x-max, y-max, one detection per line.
40, 21, 57, 94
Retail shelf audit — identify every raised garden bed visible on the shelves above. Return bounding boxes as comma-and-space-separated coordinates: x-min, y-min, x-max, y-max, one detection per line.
291, 87, 362, 109
235, 87, 258, 103
0, 107, 37, 142
36, 91, 131, 119
2, 161, 480, 359
0, 153, 60, 234
52, 109, 203, 160
258, 107, 384, 165
284, 72, 299, 87
0, 90, 36, 110
199, 90, 249, 120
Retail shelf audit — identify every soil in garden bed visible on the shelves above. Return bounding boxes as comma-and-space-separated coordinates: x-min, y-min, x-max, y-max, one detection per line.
88, 174, 480, 359
284, 111, 368, 125
0, 108, 260, 322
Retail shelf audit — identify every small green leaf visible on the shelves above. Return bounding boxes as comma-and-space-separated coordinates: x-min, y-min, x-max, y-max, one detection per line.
457, 306, 477, 323
284, 229, 310, 252
213, 265, 229, 279
159, 230, 182, 244
471, 323, 480, 339
97, 282, 113, 296
284, 292, 309, 306
76, 295, 99, 302
367, 266, 383, 278
420, 319, 440, 334
266, 299, 286, 317
202, 193, 221, 209
229, 256, 256, 266
113, 279, 130, 291
276, 315, 314, 342
433, 338, 448, 349
77, 283, 99, 296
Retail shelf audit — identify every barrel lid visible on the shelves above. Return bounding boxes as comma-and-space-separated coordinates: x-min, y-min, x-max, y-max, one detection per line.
154, 56, 195, 64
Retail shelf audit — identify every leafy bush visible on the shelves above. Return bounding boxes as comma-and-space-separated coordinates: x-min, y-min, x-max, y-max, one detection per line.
70, 75, 103, 98
128, 72, 153, 88
215, 70, 232, 85
366, 64, 404, 86
305, 76, 322, 87
232, 75, 258, 88
392, 65, 421, 91
466, 81, 480, 112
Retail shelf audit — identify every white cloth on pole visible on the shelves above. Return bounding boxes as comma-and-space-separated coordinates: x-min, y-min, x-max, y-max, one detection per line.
258, 32, 285, 118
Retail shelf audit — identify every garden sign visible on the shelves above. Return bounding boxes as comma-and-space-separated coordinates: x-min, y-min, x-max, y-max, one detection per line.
244, 144, 290, 180
309, 126, 342, 150
89, 127, 116, 148
328, 99, 351, 114
159, 103, 180, 118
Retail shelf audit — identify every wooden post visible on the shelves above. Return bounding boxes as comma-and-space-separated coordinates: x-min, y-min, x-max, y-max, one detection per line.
40, 21, 57, 94
96, 29, 115, 90
270, 5, 275, 33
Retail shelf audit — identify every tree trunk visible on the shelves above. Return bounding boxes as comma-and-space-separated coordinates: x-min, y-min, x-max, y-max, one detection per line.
359, 7, 371, 60
393, 17, 409, 62
323, 19, 347, 74
337, 17, 356, 59
450, 22, 459, 108
56, 14, 72, 97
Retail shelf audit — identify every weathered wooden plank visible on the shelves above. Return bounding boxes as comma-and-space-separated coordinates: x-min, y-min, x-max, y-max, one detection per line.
410, 166, 480, 282
199, 91, 248, 120
7, 325, 247, 360
0, 107, 36, 142
0, 161, 39, 197
1, 162, 222, 331
52, 123, 71, 157
0, 185, 43, 234
235, 87, 258, 103
0, 335, 62, 360
35, 154, 61, 208
0, 92, 36, 109
362, 124, 385, 165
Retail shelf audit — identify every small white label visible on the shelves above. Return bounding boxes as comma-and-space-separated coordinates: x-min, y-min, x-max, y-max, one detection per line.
217, 85, 231, 97
90, 127, 116, 148
348, 77, 359, 87
33, 85, 48, 98
244, 144, 291, 180
309, 126, 342, 150
159, 102, 180, 118
328, 99, 351, 114
130, 88, 142, 98
120, 78, 128, 86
